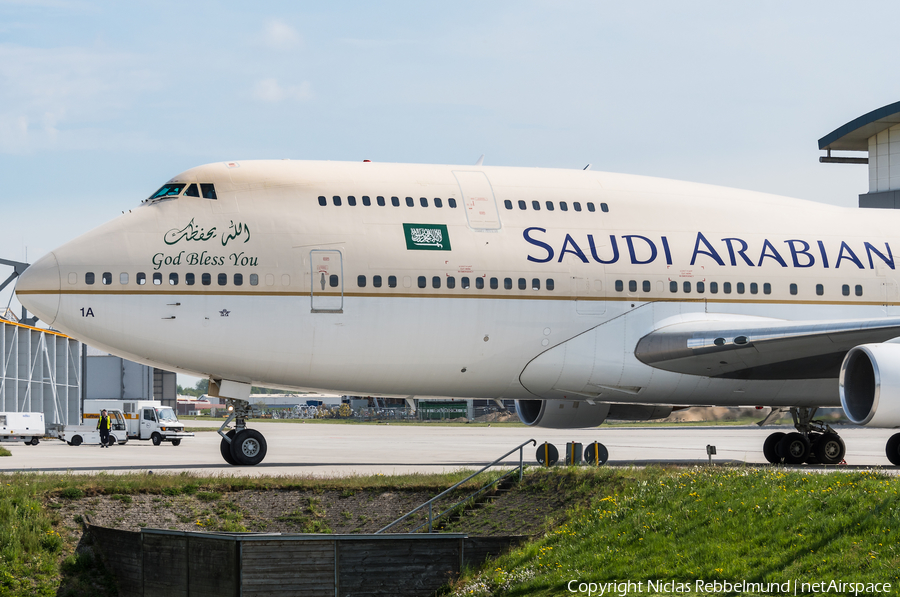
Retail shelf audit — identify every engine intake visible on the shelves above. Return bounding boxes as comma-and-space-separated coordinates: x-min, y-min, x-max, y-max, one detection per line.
515, 400, 673, 428
840, 344, 900, 427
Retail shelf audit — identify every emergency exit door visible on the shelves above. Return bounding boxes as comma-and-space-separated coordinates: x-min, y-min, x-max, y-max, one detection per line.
310, 250, 343, 313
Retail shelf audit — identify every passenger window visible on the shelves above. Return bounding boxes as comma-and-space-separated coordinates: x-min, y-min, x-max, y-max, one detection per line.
643, 280, 651, 292
696, 281, 705, 293
406, 197, 414, 207
391, 197, 400, 207
358, 275, 366, 288
616, 280, 624, 292
233, 273, 242, 286
218, 273, 227, 286
750, 282, 758, 294
420, 197, 428, 207
373, 275, 382, 288
518, 200, 527, 210
137, 273, 147, 285
683, 281, 691, 293
333, 196, 342, 206
532, 278, 540, 290
249, 274, 258, 286
724, 282, 732, 294
816, 284, 824, 296
490, 278, 498, 290
737, 282, 745, 294
435, 198, 443, 208
462, 277, 470, 289
185, 184, 200, 197
102, 272, 112, 285
710, 282, 718, 294
790, 283, 798, 295
169, 273, 178, 285
476, 278, 484, 289
329, 275, 338, 287
120, 273, 129, 284
855, 284, 863, 296
560, 201, 568, 211
764, 283, 771, 295
546, 278, 554, 291
504, 277, 513, 290
573, 202, 582, 212
85, 272, 95, 285
447, 276, 455, 289
669, 281, 677, 293
587, 202, 596, 212
518, 278, 526, 290
448, 198, 457, 208
149, 272, 160, 285
842, 284, 850, 296
388, 275, 397, 288
362, 196, 371, 206
432, 276, 441, 289
629, 280, 637, 292
532, 201, 540, 211
185, 273, 194, 286
418, 276, 426, 288
347, 196, 357, 206
318, 196, 327, 206
200, 184, 217, 200
546, 201, 554, 211
202, 273, 211, 286
504, 200, 513, 210
377, 196, 386, 207
600, 203, 609, 213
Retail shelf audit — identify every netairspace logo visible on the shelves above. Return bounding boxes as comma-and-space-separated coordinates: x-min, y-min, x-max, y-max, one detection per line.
566, 579, 893, 596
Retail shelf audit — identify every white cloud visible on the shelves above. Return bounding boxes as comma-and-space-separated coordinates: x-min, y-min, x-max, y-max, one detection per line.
263, 20, 301, 51
252, 78, 311, 103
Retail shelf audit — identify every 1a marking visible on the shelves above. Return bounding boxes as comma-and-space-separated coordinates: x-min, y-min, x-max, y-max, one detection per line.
80, 308, 94, 317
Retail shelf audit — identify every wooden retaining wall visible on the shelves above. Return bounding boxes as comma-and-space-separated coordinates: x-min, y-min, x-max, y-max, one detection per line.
88, 524, 526, 597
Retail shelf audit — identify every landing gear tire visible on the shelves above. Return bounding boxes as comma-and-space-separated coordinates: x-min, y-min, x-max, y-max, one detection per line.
171, 439, 181, 446
763, 432, 785, 464
151, 433, 162, 446
886, 433, 900, 466
813, 433, 845, 465
230, 429, 267, 466
779, 432, 810, 464
220, 430, 238, 466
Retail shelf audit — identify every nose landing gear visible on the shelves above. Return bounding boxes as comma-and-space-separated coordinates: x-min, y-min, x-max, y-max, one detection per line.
218, 399, 268, 466
761, 407, 845, 465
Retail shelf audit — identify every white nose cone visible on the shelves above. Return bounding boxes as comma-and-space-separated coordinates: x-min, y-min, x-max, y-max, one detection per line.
15, 252, 60, 325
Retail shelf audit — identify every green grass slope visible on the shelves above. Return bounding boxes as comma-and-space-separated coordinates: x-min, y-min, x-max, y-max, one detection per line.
452, 467, 900, 596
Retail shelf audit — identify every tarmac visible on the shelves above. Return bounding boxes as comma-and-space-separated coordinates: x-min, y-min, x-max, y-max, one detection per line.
1, 421, 898, 477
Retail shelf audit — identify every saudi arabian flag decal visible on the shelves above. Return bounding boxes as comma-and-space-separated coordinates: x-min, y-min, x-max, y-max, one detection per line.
404, 223, 451, 251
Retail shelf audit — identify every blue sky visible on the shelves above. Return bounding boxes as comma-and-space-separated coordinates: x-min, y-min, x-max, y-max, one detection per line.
1, 1, 897, 385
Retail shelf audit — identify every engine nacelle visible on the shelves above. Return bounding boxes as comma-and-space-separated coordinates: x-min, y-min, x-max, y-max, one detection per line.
840, 343, 900, 427
515, 400, 674, 428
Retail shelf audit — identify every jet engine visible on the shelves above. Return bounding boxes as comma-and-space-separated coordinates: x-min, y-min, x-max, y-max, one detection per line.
515, 399, 673, 428
840, 343, 900, 427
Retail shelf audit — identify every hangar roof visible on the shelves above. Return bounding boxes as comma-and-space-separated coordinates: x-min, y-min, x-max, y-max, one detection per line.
818, 100, 900, 151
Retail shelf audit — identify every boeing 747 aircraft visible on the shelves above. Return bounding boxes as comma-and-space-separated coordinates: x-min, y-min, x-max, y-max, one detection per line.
15, 159, 900, 466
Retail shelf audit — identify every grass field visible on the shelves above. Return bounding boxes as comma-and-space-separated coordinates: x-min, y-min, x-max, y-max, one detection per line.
0, 447, 11, 457
450, 467, 900, 596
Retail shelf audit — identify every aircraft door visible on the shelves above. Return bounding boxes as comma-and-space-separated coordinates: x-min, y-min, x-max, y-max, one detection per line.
453, 171, 501, 230
310, 250, 344, 313
573, 276, 606, 315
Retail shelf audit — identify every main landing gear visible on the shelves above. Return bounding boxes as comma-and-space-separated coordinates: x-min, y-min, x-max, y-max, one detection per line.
761, 407, 846, 465
218, 399, 268, 466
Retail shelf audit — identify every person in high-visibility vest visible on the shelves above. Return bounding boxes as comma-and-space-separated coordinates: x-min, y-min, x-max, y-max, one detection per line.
97, 409, 111, 448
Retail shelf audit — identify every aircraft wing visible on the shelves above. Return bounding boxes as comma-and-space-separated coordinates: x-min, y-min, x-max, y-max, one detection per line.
634, 317, 900, 380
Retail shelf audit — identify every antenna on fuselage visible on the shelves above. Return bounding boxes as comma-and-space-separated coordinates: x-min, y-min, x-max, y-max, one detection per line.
475, 155, 484, 166
584, 164, 592, 170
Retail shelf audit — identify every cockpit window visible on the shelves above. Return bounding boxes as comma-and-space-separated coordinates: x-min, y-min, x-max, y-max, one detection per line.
200, 184, 217, 200
184, 184, 200, 197
149, 183, 185, 200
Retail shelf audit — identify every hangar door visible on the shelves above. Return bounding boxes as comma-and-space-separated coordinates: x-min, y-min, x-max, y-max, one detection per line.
310, 250, 343, 313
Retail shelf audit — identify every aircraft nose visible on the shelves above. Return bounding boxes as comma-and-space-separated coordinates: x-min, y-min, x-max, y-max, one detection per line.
15, 252, 60, 325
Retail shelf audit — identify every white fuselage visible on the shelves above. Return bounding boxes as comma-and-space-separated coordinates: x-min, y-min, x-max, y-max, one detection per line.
16, 160, 900, 408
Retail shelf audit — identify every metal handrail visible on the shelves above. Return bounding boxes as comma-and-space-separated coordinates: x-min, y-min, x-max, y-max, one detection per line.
375, 438, 536, 534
